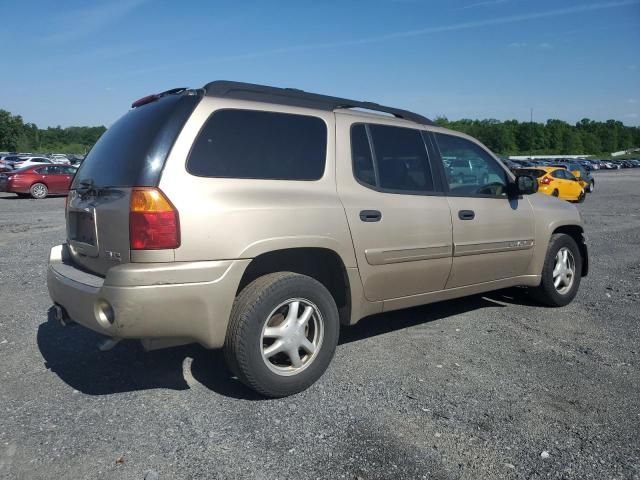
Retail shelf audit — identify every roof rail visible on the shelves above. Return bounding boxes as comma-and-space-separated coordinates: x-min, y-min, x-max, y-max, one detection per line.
203, 80, 433, 125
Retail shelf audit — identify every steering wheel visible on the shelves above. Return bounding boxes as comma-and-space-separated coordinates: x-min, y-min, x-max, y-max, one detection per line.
476, 182, 505, 196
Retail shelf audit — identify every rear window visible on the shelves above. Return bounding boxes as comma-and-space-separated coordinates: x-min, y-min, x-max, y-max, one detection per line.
72, 94, 200, 189
516, 169, 546, 178
186, 109, 327, 180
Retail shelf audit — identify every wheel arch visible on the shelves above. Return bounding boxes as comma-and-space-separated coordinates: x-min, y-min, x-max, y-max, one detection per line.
552, 225, 588, 277
237, 247, 353, 325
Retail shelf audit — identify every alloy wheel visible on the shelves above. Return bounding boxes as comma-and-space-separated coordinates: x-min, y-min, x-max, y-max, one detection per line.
260, 298, 324, 376
552, 247, 575, 295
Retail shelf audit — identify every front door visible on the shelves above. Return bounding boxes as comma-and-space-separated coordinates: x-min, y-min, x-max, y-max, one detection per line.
336, 115, 453, 301
432, 132, 535, 288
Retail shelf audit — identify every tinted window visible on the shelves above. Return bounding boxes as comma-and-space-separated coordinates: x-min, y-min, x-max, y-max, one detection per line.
35, 167, 49, 174
351, 124, 376, 187
516, 168, 545, 178
551, 169, 567, 179
368, 124, 434, 192
72, 94, 200, 189
435, 133, 508, 197
187, 109, 327, 180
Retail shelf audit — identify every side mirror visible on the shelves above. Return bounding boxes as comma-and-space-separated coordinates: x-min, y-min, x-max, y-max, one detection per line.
514, 175, 538, 196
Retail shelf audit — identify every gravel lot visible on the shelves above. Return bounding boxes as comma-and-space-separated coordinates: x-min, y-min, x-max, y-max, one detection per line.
1, 170, 639, 480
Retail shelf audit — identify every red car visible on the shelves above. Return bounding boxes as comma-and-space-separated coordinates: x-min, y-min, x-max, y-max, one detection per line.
0, 165, 77, 199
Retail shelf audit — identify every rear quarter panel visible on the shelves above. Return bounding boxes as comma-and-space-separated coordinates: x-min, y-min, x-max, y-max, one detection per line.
158, 97, 357, 268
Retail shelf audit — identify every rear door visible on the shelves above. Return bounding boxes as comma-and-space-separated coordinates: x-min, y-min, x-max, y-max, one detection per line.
67, 92, 201, 276
336, 115, 453, 301
431, 132, 535, 288
45, 166, 66, 193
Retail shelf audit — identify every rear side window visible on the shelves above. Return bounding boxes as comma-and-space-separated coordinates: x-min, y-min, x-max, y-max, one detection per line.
187, 109, 327, 180
351, 123, 435, 194
351, 125, 376, 187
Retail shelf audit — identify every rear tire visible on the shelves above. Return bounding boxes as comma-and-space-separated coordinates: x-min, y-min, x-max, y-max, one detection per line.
224, 272, 340, 398
552, 189, 559, 197
529, 233, 582, 307
30, 183, 48, 199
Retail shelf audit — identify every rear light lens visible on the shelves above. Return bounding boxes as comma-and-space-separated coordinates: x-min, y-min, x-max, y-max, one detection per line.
540, 176, 551, 185
129, 188, 180, 250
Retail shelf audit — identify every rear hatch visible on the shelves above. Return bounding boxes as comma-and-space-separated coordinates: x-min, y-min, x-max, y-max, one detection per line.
67, 90, 201, 276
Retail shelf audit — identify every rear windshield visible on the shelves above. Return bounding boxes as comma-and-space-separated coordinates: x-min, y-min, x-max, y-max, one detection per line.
72, 94, 200, 189
516, 169, 546, 178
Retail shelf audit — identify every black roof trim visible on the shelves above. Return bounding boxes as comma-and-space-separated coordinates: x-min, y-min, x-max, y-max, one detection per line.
203, 80, 433, 125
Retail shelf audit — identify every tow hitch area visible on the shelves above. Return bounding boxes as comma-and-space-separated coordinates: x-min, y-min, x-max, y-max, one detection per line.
53, 304, 74, 327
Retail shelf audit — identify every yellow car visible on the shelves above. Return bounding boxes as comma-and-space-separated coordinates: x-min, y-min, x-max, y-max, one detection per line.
516, 167, 585, 202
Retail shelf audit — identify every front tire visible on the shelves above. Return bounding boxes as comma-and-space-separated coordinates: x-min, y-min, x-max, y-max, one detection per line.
529, 234, 582, 307
588, 180, 594, 193
30, 183, 48, 199
224, 272, 340, 398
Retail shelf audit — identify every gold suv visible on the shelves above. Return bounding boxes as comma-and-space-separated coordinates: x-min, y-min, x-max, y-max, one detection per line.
47, 81, 588, 397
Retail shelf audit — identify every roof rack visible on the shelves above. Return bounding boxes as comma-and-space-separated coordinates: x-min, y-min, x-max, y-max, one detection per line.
203, 80, 433, 125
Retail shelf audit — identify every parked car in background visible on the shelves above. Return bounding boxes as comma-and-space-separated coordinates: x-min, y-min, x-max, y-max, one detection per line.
12, 156, 53, 169
516, 167, 585, 202
446, 157, 490, 184
551, 163, 595, 193
49, 154, 71, 165
0, 164, 77, 198
0, 155, 26, 171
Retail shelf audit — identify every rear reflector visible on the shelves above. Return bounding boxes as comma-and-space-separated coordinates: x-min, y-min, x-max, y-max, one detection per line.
129, 188, 180, 250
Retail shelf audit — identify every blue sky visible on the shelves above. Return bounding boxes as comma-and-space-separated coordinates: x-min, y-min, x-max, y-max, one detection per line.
0, 0, 638, 127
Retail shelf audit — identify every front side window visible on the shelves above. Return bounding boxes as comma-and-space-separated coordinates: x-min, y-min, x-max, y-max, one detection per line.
351, 123, 435, 194
435, 133, 508, 197
187, 109, 327, 180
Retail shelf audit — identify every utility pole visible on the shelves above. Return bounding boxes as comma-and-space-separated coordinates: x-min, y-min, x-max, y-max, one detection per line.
530, 107, 534, 153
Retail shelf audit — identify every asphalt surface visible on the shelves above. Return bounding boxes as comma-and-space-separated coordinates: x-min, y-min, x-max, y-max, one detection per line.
1, 170, 639, 480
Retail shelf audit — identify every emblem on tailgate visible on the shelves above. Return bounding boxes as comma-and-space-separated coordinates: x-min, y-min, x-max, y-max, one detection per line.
106, 251, 122, 262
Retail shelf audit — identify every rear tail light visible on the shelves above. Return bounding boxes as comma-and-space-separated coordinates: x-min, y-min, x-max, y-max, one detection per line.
129, 188, 180, 250
540, 176, 551, 185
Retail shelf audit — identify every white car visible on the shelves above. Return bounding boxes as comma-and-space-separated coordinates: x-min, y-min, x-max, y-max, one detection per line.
12, 157, 53, 169
50, 154, 71, 165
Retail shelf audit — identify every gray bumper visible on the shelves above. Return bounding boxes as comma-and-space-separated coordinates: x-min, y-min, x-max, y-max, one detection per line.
47, 244, 249, 348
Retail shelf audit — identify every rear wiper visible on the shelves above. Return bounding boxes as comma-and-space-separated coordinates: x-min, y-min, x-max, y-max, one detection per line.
76, 178, 117, 198
76, 178, 94, 195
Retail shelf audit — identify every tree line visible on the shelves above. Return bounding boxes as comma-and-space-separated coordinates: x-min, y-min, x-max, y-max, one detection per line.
0, 109, 106, 154
1, 107, 639, 156
435, 117, 640, 156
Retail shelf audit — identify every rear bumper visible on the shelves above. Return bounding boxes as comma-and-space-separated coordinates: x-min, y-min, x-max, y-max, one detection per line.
47, 244, 250, 348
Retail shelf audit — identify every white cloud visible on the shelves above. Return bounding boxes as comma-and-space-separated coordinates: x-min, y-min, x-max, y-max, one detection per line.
539, 42, 553, 49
